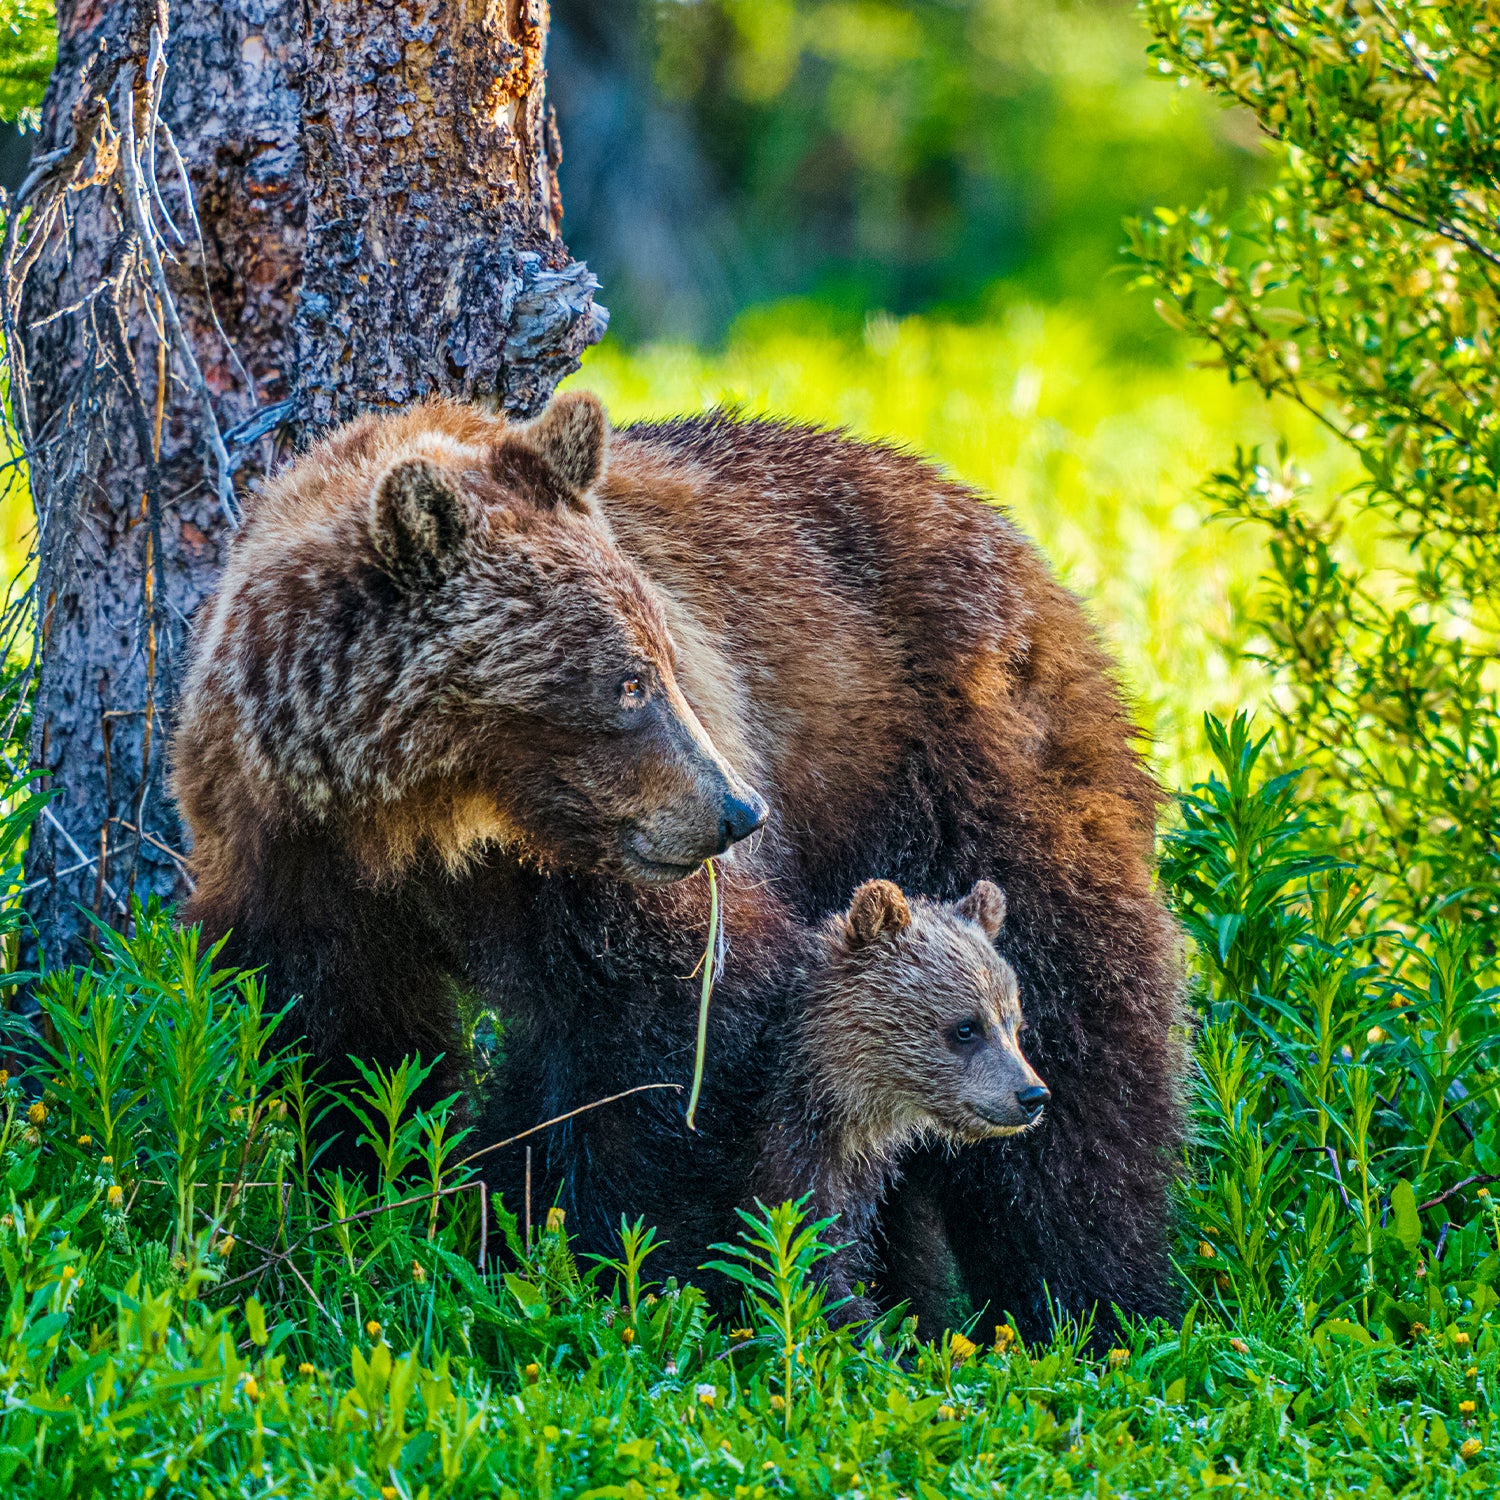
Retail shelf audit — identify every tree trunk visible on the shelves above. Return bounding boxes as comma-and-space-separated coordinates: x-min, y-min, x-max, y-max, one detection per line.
14, 0, 603, 965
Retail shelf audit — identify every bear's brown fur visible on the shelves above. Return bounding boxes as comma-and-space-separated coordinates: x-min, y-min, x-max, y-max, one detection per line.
751, 878, 1048, 1324
172, 395, 766, 1107
172, 390, 1184, 1340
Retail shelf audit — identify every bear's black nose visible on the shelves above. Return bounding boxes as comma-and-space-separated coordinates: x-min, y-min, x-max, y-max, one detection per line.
718, 790, 769, 852
1017, 1084, 1051, 1118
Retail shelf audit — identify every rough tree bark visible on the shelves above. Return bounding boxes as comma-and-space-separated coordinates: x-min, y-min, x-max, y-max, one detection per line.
12, 0, 603, 964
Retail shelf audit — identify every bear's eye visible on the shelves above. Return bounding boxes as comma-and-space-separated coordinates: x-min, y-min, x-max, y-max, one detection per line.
620, 675, 647, 708
948, 1019, 982, 1048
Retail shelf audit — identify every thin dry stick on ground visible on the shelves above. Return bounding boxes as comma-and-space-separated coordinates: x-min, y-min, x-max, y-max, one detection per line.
214, 1082, 683, 1293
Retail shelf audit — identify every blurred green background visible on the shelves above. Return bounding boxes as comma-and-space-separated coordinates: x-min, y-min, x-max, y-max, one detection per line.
0, 0, 1365, 782
550, 0, 1361, 782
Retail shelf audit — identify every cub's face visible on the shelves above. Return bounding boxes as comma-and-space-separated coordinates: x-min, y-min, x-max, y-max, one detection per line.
349, 393, 766, 880
827, 879, 1049, 1144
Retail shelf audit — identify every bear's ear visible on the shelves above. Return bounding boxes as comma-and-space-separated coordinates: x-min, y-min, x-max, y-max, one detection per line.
523, 390, 609, 497
369, 458, 469, 584
845, 879, 912, 948
956, 879, 1007, 941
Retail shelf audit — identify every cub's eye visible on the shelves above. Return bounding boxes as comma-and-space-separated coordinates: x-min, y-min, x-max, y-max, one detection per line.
948, 1020, 982, 1047
620, 675, 647, 708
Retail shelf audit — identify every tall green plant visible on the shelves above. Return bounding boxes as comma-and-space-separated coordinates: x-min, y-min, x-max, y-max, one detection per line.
1133, 1, 1500, 935
1167, 716, 1500, 1338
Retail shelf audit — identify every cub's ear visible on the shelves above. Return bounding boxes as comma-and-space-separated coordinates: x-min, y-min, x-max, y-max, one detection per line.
369, 458, 469, 584
845, 879, 912, 948
523, 390, 609, 495
956, 879, 1007, 941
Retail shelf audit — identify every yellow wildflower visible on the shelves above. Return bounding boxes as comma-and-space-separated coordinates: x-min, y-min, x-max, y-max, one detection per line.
730, 1327, 753, 1342
106, 1184, 124, 1209
298, 1363, 315, 1377
620, 1326, 635, 1345
215, 1236, 235, 1257
937, 1405, 956, 1421
1198, 1240, 1215, 1259
769, 1394, 785, 1410
411, 1259, 426, 1284
994, 1324, 1016, 1353
0, 1069, 8, 1086
695, 1384, 716, 1406
1455, 1330, 1472, 1347
1461, 1437, 1482, 1459
1108, 1347, 1130, 1370
1468, 1366, 1479, 1379
950, 1332, 978, 1362
524, 1362, 540, 1383
1460, 1400, 1476, 1416
1366, 1026, 1386, 1044
381, 1489, 398, 1500
27, 1101, 46, 1126
76, 1134, 92, 1147
243, 1376, 260, 1403
1230, 1338, 1249, 1354
366, 1320, 382, 1339
545, 1206, 566, 1234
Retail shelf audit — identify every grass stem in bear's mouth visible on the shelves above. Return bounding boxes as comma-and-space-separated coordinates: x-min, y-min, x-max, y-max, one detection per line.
685, 858, 721, 1131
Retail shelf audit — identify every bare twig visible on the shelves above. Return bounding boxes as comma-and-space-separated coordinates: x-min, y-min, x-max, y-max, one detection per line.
477, 1180, 488, 1272
1418, 1174, 1500, 1214
116, 58, 238, 527
215, 1083, 682, 1294
1324, 1145, 1353, 1212
453, 1082, 682, 1170
0, 751, 127, 915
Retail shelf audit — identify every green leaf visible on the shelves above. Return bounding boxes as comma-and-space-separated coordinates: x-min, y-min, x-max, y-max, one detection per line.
245, 1297, 268, 1347
1390, 1180, 1422, 1253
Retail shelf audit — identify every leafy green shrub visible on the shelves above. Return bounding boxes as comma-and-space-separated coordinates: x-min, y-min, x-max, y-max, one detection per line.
1168, 714, 1500, 1345
1133, 0, 1500, 935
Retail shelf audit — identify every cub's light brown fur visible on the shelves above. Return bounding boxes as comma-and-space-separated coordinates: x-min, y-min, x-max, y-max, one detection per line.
751, 879, 1047, 1322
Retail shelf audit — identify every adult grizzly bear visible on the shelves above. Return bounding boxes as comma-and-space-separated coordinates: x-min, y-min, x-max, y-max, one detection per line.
172, 391, 1183, 1341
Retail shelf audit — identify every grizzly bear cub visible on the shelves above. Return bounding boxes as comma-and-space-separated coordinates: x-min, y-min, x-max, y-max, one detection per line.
749, 877, 1047, 1323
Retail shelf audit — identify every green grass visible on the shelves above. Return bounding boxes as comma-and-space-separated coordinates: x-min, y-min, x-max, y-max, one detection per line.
3, 709, 1499, 1495
567, 300, 1364, 788
0, 305, 1492, 1498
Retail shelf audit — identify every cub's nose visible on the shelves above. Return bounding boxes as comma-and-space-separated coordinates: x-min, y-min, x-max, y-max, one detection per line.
1016, 1084, 1051, 1119
717, 789, 769, 853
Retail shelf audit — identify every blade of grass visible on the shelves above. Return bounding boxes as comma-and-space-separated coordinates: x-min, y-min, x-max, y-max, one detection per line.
685, 858, 721, 1131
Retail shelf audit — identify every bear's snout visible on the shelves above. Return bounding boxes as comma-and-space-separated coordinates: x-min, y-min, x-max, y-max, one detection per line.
718, 787, 769, 853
